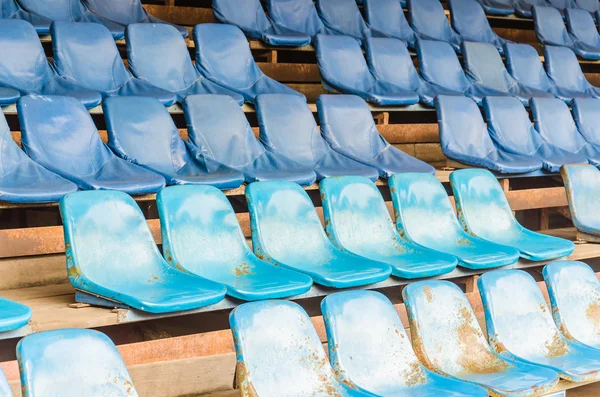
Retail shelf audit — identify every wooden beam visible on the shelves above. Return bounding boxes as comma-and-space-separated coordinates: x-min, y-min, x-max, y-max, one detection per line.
142, 5, 215, 25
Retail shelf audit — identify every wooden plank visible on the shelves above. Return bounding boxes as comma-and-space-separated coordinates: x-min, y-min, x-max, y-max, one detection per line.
258, 63, 320, 83
142, 4, 215, 25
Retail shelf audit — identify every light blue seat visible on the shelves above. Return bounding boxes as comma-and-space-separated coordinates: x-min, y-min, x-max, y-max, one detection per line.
363, 0, 416, 48
315, 0, 371, 43
479, 269, 600, 382
319, 176, 458, 278
266, 0, 328, 38
547, 0, 576, 12
573, 98, 600, 150
0, 297, 31, 333
408, 0, 462, 52
103, 96, 244, 189
576, 0, 600, 12
157, 185, 313, 301
514, 0, 550, 18
567, 8, 600, 51
246, 181, 392, 288
545, 45, 600, 99
476, 0, 514, 15
1, 0, 52, 33
184, 95, 317, 186
60, 190, 227, 313
317, 95, 435, 177
321, 291, 488, 397
17, 329, 138, 396
448, 0, 508, 54
255, 94, 379, 181
544, 261, 600, 350
403, 280, 560, 396
450, 169, 575, 260
230, 300, 376, 397
561, 164, 600, 239
0, 368, 10, 397
126, 23, 244, 104
389, 173, 520, 269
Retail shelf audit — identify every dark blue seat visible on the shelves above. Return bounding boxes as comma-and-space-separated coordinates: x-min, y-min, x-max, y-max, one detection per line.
562, 164, 600, 239
103, 96, 244, 189
315, 34, 419, 105
408, 0, 462, 52
476, 0, 515, 15
266, 0, 328, 37
484, 96, 589, 172
255, 94, 379, 180
193, 24, 304, 103
363, 0, 416, 48
0, 297, 31, 333
545, 45, 600, 98
0, 20, 101, 108
567, 8, 600, 51
573, 98, 600, 151
436, 95, 543, 173
1, 0, 52, 33
18, 95, 166, 194
318, 95, 435, 177
212, 0, 311, 46
514, 0, 550, 17
448, 0, 509, 54
184, 95, 317, 185
576, 0, 600, 12
315, 0, 371, 43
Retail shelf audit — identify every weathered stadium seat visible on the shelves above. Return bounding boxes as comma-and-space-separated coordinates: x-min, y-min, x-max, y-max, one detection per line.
476, 0, 514, 15
103, 96, 244, 189
450, 169, 575, 260
545, 45, 600, 98
315, 35, 419, 106
156, 185, 313, 300
515, 0, 550, 17
575, 0, 600, 12
561, 164, 600, 240
193, 24, 305, 103
448, 0, 509, 54
363, 0, 416, 47
320, 290, 488, 397
320, 176, 458, 278
212, 0, 311, 46
317, 95, 435, 176
229, 300, 376, 397
255, 94, 379, 180
184, 95, 316, 185
17, 329, 139, 396
18, 95, 166, 194
315, 0, 371, 43
436, 95, 543, 173
0, 369, 9, 397
1, 0, 52, 33
389, 173, 520, 269
266, 0, 328, 37
0, 297, 31, 333
573, 98, 600, 150
60, 190, 227, 313
403, 280, 560, 396
0, 20, 101, 108
479, 269, 600, 382
408, 0, 462, 52
246, 181, 392, 288
566, 8, 600, 52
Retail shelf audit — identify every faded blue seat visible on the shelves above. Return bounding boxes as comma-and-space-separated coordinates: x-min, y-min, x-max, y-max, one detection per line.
403, 280, 560, 396
60, 190, 227, 313
246, 181, 392, 288
576, 0, 600, 12
315, 34, 419, 106
18, 95, 166, 194
194, 24, 304, 103
545, 45, 600, 99
0, 297, 31, 333
476, 0, 515, 15
266, 0, 328, 38
1, 0, 52, 33
450, 169, 575, 260
212, 0, 311, 46
573, 98, 600, 150
318, 95, 435, 177
229, 300, 376, 397
484, 96, 589, 172
436, 95, 543, 173
363, 0, 416, 48
408, 0, 462, 52
567, 8, 600, 51
561, 164, 600, 239
320, 176, 458, 278
157, 185, 313, 301
17, 329, 138, 396
103, 96, 244, 189
321, 291, 488, 397
51, 22, 176, 106
448, 0, 509, 54
544, 261, 600, 350
0, 20, 101, 108
547, 0, 576, 11
0, 368, 9, 397
515, 0, 550, 18
255, 94, 379, 181
184, 95, 316, 185
534, 6, 600, 60
479, 269, 600, 382
389, 173, 520, 269
315, 0, 371, 43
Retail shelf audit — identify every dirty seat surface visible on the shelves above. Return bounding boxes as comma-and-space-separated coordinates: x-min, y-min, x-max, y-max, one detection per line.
408, 0, 462, 51
315, 0, 371, 43
363, 0, 416, 47
0, 297, 31, 333
561, 164, 600, 238
544, 45, 600, 99
448, 0, 508, 54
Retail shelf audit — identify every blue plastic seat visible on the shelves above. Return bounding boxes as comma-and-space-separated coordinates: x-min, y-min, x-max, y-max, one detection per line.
212, 0, 311, 46
450, 169, 575, 260
320, 176, 458, 278
0, 297, 31, 333
315, 0, 371, 43
60, 190, 227, 313
255, 94, 379, 180
1, 0, 52, 33
576, 0, 600, 12
476, 0, 515, 15
18, 95, 166, 194
408, 0, 462, 52
193, 24, 304, 103
230, 300, 375, 397
0, 20, 101, 108
156, 185, 313, 301
545, 45, 600, 99
315, 35, 418, 106
403, 280, 560, 396
561, 164, 600, 239
363, 0, 416, 48
266, 0, 328, 37
103, 96, 244, 189
547, 0, 576, 11
567, 8, 600, 51
436, 95, 543, 173
184, 95, 316, 185
448, 0, 508, 54
479, 269, 600, 382
0, 368, 10, 397
389, 173, 520, 269
317, 95, 435, 177
246, 181, 392, 288
514, 0, 551, 18
17, 329, 138, 396
573, 98, 600, 150
544, 261, 600, 350
321, 291, 488, 397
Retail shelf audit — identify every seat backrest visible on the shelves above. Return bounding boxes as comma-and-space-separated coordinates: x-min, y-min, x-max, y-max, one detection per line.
566, 8, 600, 47
408, 0, 457, 41
82, 0, 151, 25
544, 45, 590, 93
561, 164, 600, 231
416, 39, 471, 92
126, 23, 198, 92
573, 98, 600, 146
0, 109, 30, 178
546, 0, 575, 8
17, 329, 136, 397
365, 37, 420, 91
266, 0, 325, 36
575, 0, 600, 12
364, 0, 413, 41
504, 43, 553, 92
531, 97, 588, 153
448, 0, 498, 43
212, 0, 271, 34
18, 0, 83, 21
316, 0, 369, 38
533, 6, 575, 46
462, 41, 517, 92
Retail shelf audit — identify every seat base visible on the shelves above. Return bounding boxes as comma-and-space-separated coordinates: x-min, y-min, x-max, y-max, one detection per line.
576, 231, 600, 244
75, 290, 129, 310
